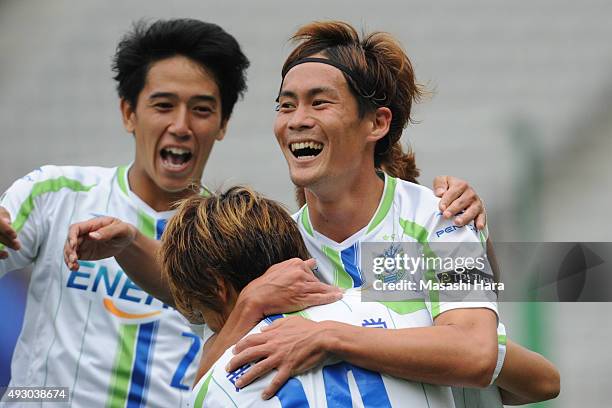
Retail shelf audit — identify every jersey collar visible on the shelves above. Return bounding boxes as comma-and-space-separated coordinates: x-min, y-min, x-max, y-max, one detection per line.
299, 172, 398, 244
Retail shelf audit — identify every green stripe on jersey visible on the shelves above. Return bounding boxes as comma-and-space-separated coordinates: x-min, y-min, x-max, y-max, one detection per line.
380, 299, 427, 315
398, 218, 441, 318
0, 176, 94, 251
106, 324, 138, 408
116, 166, 129, 197
193, 372, 214, 408
367, 175, 397, 233
137, 210, 156, 239
300, 206, 314, 237
479, 230, 487, 250
199, 186, 212, 198
398, 218, 429, 245
498, 334, 507, 346
322, 245, 353, 289
284, 310, 311, 320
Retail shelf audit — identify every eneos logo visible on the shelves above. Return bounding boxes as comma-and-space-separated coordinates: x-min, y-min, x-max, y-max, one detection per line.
66, 260, 168, 323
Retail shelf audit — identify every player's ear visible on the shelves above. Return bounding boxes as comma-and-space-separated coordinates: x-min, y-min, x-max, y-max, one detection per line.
217, 282, 228, 304
216, 277, 230, 303
218, 281, 238, 304
217, 280, 238, 320
366, 107, 392, 143
215, 119, 228, 141
120, 98, 136, 134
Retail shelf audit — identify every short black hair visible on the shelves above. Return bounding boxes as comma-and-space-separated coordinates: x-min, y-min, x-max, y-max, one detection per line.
112, 18, 249, 122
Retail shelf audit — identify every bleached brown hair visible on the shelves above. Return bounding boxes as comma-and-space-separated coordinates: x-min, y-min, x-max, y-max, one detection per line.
160, 186, 310, 323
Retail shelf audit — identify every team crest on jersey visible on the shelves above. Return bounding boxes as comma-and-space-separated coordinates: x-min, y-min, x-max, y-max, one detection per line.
373, 243, 410, 283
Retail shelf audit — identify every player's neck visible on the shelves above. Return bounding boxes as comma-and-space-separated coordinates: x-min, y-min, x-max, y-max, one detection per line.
305, 169, 384, 243
127, 167, 194, 212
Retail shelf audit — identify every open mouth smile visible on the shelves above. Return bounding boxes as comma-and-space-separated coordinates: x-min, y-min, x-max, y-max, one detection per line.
290, 141, 323, 160
160, 146, 193, 171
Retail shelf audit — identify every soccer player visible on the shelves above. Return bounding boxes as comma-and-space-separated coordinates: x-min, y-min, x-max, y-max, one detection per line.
161, 188, 558, 407
0, 18, 484, 407
162, 187, 458, 407
204, 21, 559, 405
0, 19, 250, 407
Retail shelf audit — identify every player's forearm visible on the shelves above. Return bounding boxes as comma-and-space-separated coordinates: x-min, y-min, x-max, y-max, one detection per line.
115, 231, 173, 306
498, 389, 533, 405
321, 321, 498, 388
495, 340, 560, 404
196, 295, 263, 383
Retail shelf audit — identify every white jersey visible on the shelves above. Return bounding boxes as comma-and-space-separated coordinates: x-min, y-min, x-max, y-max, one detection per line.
193, 174, 506, 407
191, 289, 457, 408
293, 174, 505, 406
294, 173, 495, 317
0, 165, 203, 408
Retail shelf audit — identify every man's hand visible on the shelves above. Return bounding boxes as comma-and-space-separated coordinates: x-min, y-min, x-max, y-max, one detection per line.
433, 175, 486, 229
194, 259, 341, 385
227, 316, 329, 399
239, 258, 342, 318
0, 207, 20, 259
64, 217, 137, 270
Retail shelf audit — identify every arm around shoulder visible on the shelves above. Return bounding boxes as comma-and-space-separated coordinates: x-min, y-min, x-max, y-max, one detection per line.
496, 339, 560, 405
321, 307, 499, 388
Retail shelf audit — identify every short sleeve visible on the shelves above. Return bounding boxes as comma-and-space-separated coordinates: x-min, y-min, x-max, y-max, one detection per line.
421, 208, 498, 320
491, 322, 507, 384
0, 168, 47, 277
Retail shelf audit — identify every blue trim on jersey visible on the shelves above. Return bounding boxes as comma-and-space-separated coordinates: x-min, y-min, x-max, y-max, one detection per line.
127, 321, 158, 408
323, 362, 392, 407
156, 219, 167, 240
353, 365, 393, 407
263, 314, 285, 325
276, 377, 310, 407
340, 243, 362, 287
322, 363, 352, 406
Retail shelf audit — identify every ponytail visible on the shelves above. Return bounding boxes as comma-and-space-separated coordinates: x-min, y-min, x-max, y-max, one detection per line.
295, 185, 307, 208
379, 142, 419, 183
